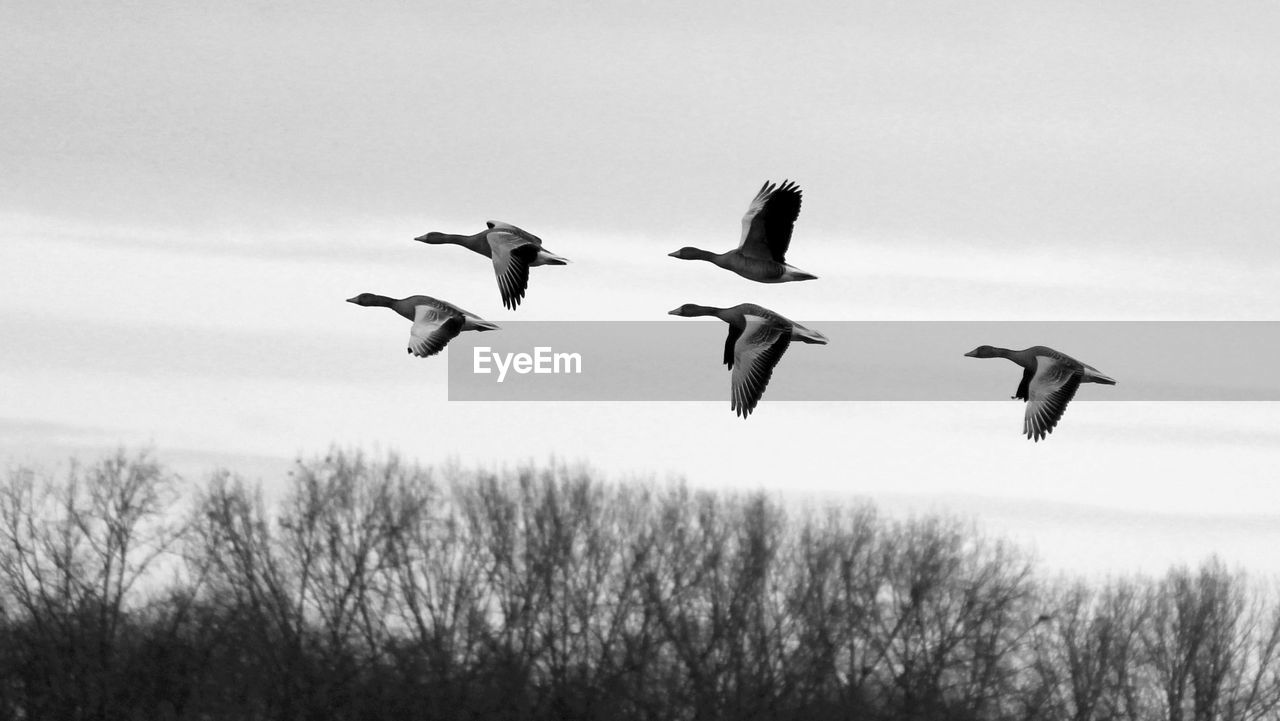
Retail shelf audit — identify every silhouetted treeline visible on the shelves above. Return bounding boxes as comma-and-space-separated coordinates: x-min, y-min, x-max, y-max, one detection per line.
1, 449, 1277, 721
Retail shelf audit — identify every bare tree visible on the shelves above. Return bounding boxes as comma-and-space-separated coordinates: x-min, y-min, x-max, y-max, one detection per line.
1145, 560, 1280, 721
5, 448, 1280, 721
190, 469, 308, 719
869, 516, 1035, 721
0, 449, 183, 720
780, 504, 882, 716
1030, 578, 1149, 721
1216, 585, 1280, 721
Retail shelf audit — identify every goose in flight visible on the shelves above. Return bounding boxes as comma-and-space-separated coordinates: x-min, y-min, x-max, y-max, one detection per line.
668, 180, 817, 283
347, 293, 499, 357
414, 221, 569, 310
669, 303, 828, 417
964, 345, 1116, 441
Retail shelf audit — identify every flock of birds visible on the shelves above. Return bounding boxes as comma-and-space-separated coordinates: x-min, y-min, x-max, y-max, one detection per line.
348, 180, 1116, 441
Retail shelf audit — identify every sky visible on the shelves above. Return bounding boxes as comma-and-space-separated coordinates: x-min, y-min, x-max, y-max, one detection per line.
3, 0, 1280, 577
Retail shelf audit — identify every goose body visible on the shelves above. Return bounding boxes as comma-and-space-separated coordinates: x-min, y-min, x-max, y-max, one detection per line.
669, 180, 817, 283
964, 345, 1116, 441
414, 221, 569, 310
669, 302, 828, 418
347, 293, 500, 357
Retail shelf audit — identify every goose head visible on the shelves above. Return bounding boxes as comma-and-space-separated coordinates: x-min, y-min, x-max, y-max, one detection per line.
668, 247, 713, 261
964, 345, 999, 358
668, 303, 718, 317
346, 293, 392, 307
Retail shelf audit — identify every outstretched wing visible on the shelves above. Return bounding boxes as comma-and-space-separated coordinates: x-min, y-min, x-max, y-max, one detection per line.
487, 230, 540, 310
1023, 357, 1082, 441
738, 180, 803, 263
729, 315, 792, 418
407, 306, 464, 358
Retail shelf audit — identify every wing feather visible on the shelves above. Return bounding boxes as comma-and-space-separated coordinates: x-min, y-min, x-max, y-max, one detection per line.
738, 181, 776, 251
407, 295, 483, 321
487, 230, 538, 310
738, 180, 802, 263
407, 306, 464, 358
487, 220, 543, 245
729, 315, 792, 418
1014, 366, 1034, 400
723, 322, 744, 369
1023, 357, 1082, 441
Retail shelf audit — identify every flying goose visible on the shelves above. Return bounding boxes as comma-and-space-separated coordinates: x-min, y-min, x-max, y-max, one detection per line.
669, 303, 828, 417
668, 180, 816, 283
347, 293, 499, 357
964, 345, 1116, 441
414, 221, 569, 310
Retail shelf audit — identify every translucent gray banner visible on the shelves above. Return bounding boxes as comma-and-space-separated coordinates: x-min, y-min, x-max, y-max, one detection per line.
445, 321, 1280, 401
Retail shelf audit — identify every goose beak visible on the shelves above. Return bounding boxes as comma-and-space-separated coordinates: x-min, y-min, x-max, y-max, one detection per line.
413, 234, 429, 242
345, 296, 360, 304
667, 250, 680, 258
963, 350, 978, 357
667, 308, 682, 316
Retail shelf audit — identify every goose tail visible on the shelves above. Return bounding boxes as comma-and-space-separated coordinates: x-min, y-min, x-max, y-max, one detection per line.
534, 249, 570, 266
792, 325, 828, 345
780, 264, 818, 282
1083, 368, 1116, 385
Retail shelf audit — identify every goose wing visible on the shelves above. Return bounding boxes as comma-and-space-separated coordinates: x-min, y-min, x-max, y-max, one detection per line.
487, 230, 540, 310
1014, 366, 1033, 400
738, 180, 802, 263
729, 315, 792, 418
407, 305, 465, 358
405, 295, 483, 321
723, 322, 744, 368
1023, 357, 1082, 441
487, 221, 543, 245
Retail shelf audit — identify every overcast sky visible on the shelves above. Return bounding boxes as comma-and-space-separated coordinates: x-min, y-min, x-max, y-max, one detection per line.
4, 0, 1280, 576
